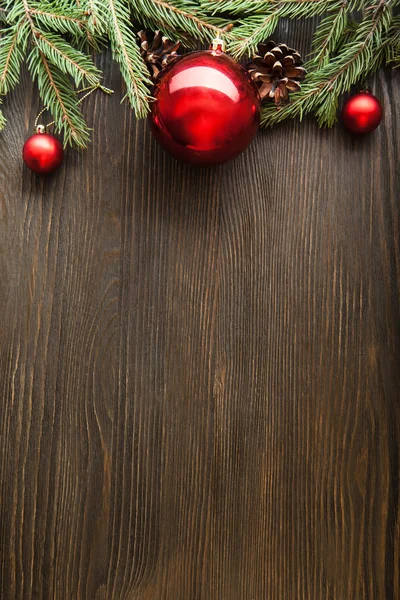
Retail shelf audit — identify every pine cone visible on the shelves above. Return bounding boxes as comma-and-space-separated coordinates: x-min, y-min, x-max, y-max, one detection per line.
248, 41, 306, 105
138, 30, 180, 80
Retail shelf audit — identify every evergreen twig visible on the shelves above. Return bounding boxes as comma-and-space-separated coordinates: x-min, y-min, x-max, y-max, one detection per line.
130, 0, 231, 42
28, 46, 91, 146
262, 0, 394, 127
307, 2, 349, 68
107, 0, 152, 117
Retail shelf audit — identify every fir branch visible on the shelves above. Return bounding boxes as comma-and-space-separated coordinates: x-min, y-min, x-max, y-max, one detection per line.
21, 0, 36, 29
385, 14, 400, 64
34, 30, 101, 86
228, 13, 280, 57
215, 0, 368, 56
69, 1, 107, 53
0, 107, 5, 129
21, 0, 94, 145
130, 0, 230, 42
28, 4, 86, 36
204, 0, 266, 12
227, 1, 344, 57
204, 0, 364, 14
261, 0, 393, 128
318, 0, 392, 95
27, 45, 90, 147
84, 0, 108, 34
107, 0, 152, 117
308, 2, 348, 67
229, 0, 365, 58
0, 20, 29, 94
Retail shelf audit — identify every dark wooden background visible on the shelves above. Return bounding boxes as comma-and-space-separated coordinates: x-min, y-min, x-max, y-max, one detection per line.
0, 31, 399, 600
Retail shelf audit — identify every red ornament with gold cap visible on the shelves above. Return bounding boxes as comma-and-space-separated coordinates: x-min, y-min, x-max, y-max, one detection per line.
23, 125, 64, 174
147, 36, 261, 165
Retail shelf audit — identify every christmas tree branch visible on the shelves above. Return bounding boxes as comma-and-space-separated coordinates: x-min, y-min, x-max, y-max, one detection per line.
34, 31, 101, 85
228, 12, 281, 57
227, 0, 370, 57
28, 46, 90, 146
28, 7, 86, 35
130, 0, 230, 42
22, 0, 94, 146
384, 13, 400, 62
107, 0, 152, 117
203, 0, 363, 13
0, 21, 29, 94
261, 0, 394, 127
82, 0, 108, 34
308, 2, 349, 67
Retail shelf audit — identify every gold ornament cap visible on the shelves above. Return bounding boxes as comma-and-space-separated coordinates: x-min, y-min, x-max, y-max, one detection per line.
210, 37, 226, 53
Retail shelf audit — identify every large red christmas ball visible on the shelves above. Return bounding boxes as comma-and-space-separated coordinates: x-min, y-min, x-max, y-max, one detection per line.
23, 130, 64, 174
341, 91, 383, 134
149, 50, 261, 165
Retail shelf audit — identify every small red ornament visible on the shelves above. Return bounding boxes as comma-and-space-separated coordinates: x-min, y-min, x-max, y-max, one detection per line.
341, 91, 383, 134
23, 126, 64, 174
148, 39, 261, 165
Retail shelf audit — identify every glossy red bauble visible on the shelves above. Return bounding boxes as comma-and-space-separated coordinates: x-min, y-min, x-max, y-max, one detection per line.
23, 131, 64, 174
149, 50, 261, 165
341, 91, 383, 134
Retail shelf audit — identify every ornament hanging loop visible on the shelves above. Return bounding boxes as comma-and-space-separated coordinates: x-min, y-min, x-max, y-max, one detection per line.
34, 107, 48, 133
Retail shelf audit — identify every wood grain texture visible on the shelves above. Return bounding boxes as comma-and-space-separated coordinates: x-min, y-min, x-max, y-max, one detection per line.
0, 42, 399, 599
